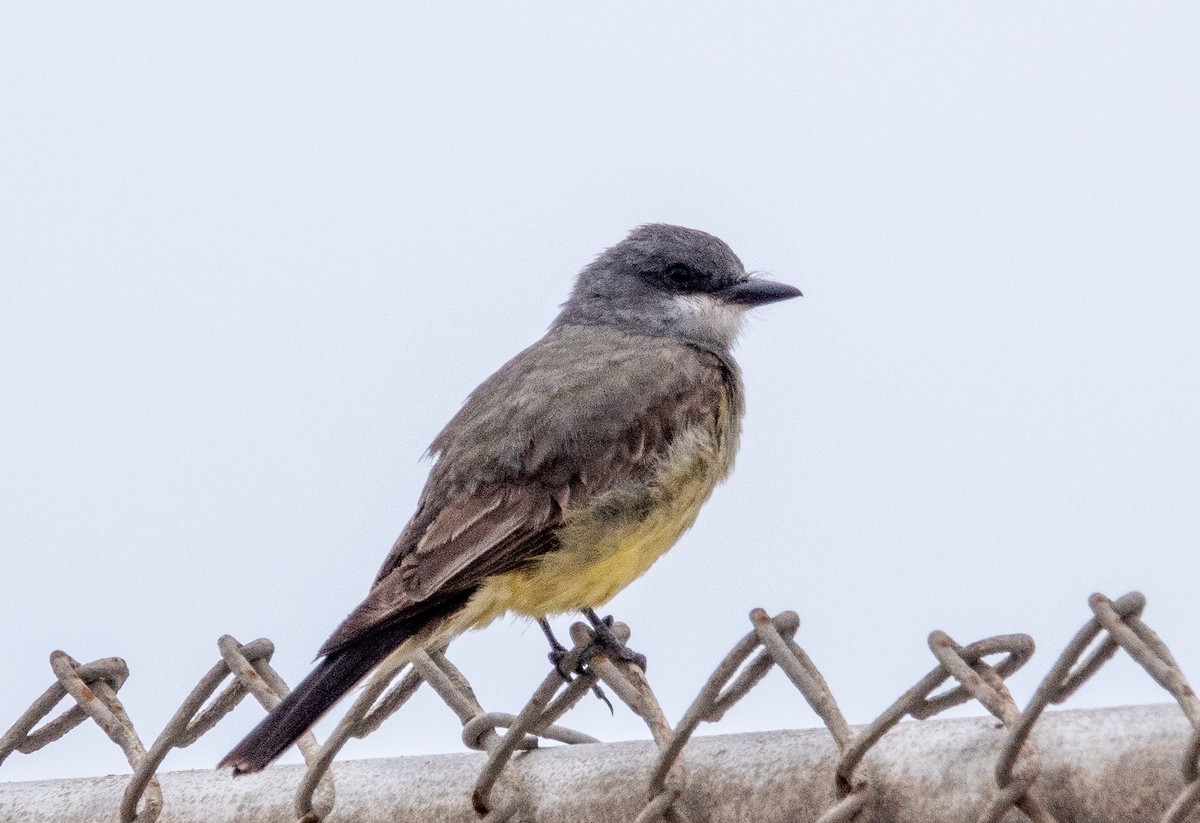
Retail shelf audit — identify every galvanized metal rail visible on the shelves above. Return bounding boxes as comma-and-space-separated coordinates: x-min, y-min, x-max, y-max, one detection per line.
2, 592, 1197, 822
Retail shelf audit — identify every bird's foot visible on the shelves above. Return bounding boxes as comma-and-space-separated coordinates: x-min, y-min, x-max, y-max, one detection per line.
539, 619, 574, 680
539, 618, 614, 711
544, 614, 619, 710
581, 608, 648, 672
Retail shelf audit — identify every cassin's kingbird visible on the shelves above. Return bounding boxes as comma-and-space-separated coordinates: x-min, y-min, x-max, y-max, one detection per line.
220, 224, 800, 773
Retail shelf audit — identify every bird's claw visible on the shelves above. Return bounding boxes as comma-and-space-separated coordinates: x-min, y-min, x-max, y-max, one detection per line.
539, 615, 636, 713
547, 648, 573, 682
582, 609, 648, 672
547, 646, 614, 712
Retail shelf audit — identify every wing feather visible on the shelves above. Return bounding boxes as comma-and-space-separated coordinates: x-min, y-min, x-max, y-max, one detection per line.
318, 330, 737, 658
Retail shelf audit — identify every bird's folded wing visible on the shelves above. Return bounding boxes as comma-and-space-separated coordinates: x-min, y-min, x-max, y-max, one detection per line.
318, 336, 732, 657
318, 487, 559, 656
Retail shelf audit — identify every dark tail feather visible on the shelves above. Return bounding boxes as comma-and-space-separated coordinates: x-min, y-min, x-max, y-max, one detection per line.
218, 627, 404, 774
220, 588, 477, 774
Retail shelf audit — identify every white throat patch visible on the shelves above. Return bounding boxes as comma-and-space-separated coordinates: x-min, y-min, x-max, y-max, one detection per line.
670, 293, 748, 346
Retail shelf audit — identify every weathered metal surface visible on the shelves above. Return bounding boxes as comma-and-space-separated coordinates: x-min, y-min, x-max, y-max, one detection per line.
0, 704, 1190, 823
4, 592, 1197, 821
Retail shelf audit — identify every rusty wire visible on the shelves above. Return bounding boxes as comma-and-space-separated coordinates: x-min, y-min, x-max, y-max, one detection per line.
2, 590, 1199, 822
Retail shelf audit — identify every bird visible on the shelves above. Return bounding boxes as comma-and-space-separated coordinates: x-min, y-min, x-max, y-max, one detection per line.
219, 223, 801, 774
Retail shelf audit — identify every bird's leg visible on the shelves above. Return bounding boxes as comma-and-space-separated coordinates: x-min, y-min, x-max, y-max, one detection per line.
539, 618, 614, 711
539, 618, 572, 680
581, 608, 648, 671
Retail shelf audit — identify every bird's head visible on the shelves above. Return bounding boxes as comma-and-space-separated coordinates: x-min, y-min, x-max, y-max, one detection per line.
558, 224, 801, 350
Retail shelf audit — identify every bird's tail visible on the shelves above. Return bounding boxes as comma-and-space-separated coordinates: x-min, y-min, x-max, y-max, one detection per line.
219, 589, 475, 775
219, 626, 412, 774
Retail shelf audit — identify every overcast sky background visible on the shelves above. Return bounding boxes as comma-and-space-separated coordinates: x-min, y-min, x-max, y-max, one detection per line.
3, 4, 1199, 783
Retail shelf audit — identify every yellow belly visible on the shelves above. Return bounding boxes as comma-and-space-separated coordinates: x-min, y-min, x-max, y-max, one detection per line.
459, 419, 734, 625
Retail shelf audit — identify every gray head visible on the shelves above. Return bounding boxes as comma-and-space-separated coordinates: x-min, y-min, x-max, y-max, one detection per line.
555, 224, 801, 351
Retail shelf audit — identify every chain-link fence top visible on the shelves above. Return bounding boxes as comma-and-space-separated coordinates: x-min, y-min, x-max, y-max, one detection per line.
3, 591, 1199, 822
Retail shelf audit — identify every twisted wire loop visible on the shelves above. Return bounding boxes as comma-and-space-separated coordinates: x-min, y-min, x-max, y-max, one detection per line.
987, 591, 1200, 823
125, 635, 335, 823
5, 591, 1200, 822
292, 647, 464, 822
635, 610, 817, 822
1091, 594, 1200, 823
818, 632, 1036, 823
749, 610, 863, 823
923, 632, 1052, 823
0, 652, 162, 822
1, 656, 128, 762
581, 627, 690, 823
289, 637, 599, 823
471, 622, 630, 822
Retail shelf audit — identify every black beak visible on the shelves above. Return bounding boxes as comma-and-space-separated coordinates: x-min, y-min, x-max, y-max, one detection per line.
720, 277, 803, 307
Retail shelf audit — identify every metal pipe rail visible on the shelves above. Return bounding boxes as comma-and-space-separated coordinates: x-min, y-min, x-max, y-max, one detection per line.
0, 704, 1189, 823
4, 591, 1199, 821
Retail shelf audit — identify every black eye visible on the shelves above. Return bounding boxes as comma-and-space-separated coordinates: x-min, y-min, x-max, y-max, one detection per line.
664, 263, 698, 290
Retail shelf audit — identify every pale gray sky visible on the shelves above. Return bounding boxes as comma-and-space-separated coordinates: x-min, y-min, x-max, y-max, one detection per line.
3, 4, 1199, 783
